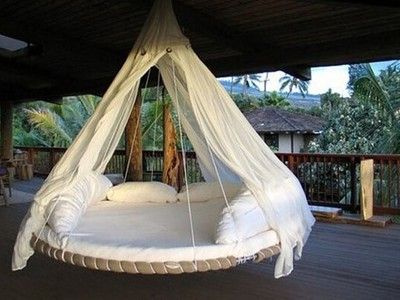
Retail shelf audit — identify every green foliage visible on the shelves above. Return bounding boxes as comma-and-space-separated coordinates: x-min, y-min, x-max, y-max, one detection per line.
320, 88, 342, 113
352, 62, 400, 153
231, 91, 292, 111
258, 91, 290, 107
347, 64, 368, 91
230, 93, 260, 111
308, 99, 389, 154
309, 61, 400, 154
14, 95, 101, 147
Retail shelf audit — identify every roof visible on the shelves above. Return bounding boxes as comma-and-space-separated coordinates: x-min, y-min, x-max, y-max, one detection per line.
244, 107, 325, 134
1, 0, 400, 102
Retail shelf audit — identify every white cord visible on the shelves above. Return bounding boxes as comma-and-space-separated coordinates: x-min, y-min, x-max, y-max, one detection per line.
124, 69, 152, 182
150, 71, 161, 181
207, 143, 232, 213
172, 59, 197, 270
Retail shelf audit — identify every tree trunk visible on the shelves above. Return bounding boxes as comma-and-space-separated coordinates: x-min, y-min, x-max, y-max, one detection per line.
125, 92, 143, 181
1, 101, 13, 160
162, 99, 180, 190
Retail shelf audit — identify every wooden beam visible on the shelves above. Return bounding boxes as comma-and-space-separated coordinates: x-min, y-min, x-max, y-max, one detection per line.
304, 0, 400, 8
173, 1, 255, 54
206, 29, 400, 77
125, 92, 143, 181
162, 94, 179, 190
0, 57, 60, 88
172, 1, 312, 79
0, 18, 125, 79
0, 101, 13, 160
282, 66, 312, 81
0, 78, 110, 102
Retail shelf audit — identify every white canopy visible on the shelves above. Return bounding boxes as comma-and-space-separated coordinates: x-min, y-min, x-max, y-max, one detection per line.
12, 0, 314, 278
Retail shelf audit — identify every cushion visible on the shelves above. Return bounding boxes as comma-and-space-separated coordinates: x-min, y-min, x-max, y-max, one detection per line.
177, 181, 243, 202
105, 173, 124, 186
215, 190, 270, 244
90, 174, 113, 205
106, 181, 177, 203
46, 172, 105, 246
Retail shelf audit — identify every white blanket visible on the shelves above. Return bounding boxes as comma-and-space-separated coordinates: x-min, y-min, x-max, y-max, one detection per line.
41, 199, 279, 262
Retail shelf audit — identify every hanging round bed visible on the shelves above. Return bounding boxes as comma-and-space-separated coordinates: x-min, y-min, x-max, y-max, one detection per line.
12, 0, 314, 279
30, 198, 281, 274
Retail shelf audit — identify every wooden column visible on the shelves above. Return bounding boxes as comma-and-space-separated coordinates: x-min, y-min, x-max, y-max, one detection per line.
162, 96, 180, 190
1, 101, 13, 160
125, 92, 143, 181
360, 159, 374, 220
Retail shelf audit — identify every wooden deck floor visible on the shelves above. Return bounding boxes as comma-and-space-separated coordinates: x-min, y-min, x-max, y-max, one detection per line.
1, 203, 399, 300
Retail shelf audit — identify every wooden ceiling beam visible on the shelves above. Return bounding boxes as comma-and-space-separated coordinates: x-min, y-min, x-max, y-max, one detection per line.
206, 29, 400, 77
282, 66, 312, 81
0, 57, 63, 88
0, 78, 109, 102
173, 1, 256, 54
0, 18, 125, 79
304, 0, 400, 8
172, 1, 312, 80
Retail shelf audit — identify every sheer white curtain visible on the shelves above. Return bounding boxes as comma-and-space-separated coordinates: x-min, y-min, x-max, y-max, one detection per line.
13, 0, 314, 278
159, 48, 314, 278
12, 0, 186, 271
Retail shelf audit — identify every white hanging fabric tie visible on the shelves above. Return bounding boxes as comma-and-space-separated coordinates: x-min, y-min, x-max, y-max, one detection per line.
124, 69, 152, 182
172, 59, 197, 270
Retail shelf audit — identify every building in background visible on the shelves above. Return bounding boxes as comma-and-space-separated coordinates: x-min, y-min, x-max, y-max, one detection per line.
244, 107, 324, 153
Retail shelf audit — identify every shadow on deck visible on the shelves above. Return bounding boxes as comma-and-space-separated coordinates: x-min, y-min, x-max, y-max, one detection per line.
0, 179, 399, 299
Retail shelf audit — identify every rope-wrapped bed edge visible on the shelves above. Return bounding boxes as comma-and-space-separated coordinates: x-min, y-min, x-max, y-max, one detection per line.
31, 234, 280, 274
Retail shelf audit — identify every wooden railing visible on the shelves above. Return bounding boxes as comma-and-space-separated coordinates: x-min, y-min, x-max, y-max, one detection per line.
17, 146, 400, 215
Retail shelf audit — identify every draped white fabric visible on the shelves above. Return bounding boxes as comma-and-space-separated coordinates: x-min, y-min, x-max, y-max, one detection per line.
12, 0, 314, 278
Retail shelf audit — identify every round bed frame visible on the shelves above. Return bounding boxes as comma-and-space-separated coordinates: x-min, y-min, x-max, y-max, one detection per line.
31, 235, 280, 274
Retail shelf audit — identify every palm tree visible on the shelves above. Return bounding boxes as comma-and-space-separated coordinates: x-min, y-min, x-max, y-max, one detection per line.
353, 63, 400, 153
23, 95, 101, 147
279, 74, 309, 98
233, 74, 261, 96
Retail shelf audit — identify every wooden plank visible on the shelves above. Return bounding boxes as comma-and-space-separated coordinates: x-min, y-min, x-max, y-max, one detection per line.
310, 205, 343, 219
360, 159, 374, 220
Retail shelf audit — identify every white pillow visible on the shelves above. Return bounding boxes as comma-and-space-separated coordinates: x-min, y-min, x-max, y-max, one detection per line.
46, 172, 100, 246
215, 190, 270, 244
91, 174, 113, 204
106, 181, 177, 203
105, 173, 124, 186
177, 181, 243, 202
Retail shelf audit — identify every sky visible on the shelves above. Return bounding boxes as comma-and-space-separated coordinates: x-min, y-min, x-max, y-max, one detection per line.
230, 60, 397, 97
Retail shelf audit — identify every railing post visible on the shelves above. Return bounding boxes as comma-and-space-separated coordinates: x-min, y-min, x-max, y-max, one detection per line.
350, 157, 357, 213
288, 154, 295, 172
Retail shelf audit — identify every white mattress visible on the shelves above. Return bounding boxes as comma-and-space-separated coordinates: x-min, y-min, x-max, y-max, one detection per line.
41, 198, 279, 262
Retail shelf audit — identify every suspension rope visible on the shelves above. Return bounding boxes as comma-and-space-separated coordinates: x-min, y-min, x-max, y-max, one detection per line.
150, 71, 161, 181
194, 98, 237, 233
124, 69, 152, 182
172, 59, 197, 269
206, 143, 232, 213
